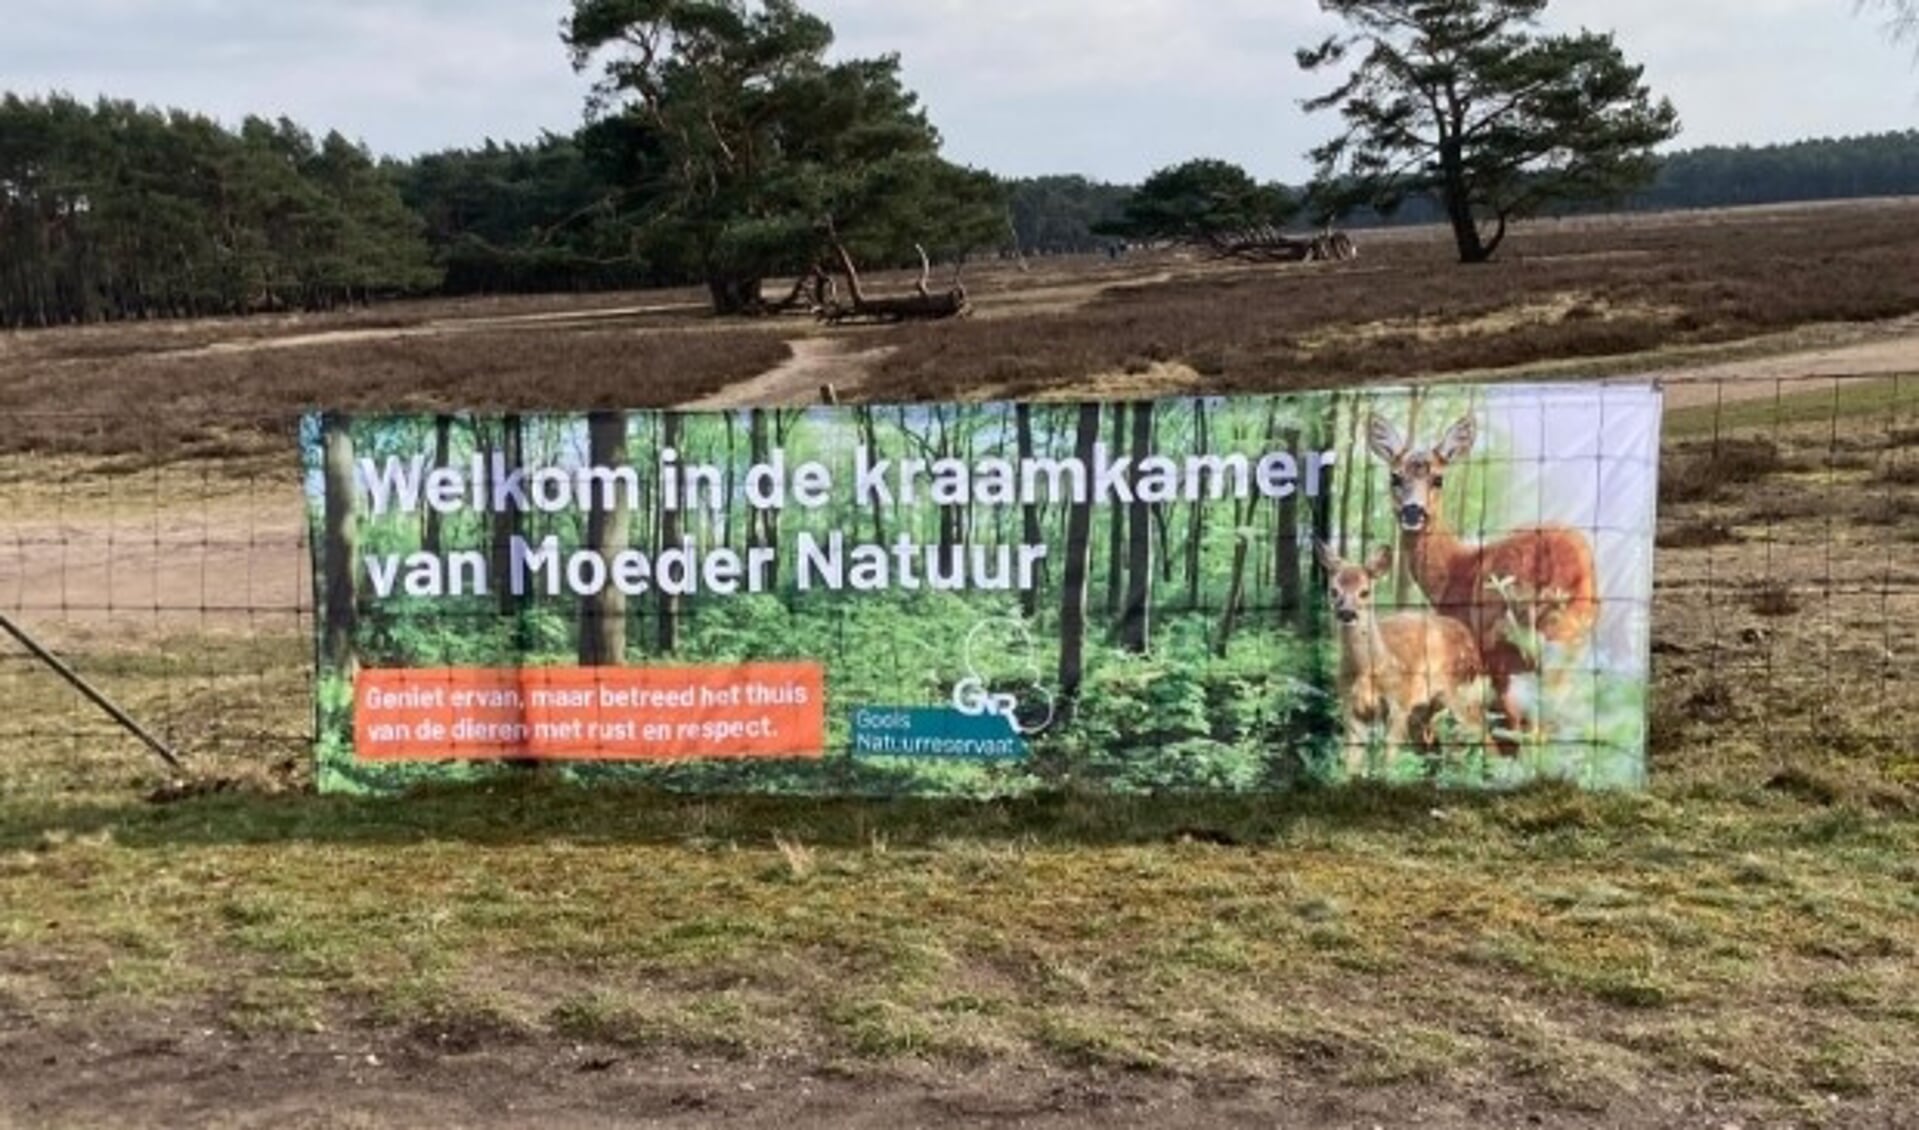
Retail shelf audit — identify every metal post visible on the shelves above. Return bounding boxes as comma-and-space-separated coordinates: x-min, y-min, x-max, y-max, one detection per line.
0, 610, 184, 771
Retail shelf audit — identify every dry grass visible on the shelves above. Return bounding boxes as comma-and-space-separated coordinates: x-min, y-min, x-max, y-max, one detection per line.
1749, 581, 1805, 618
0, 767, 1914, 1116
0, 388, 1914, 1122
0, 320, 789, 459
864, 200, 1919, 401
0, 286, 714, 366
1656, 520, 1740, 550
3, 200, 1917, 467
1660, 438, 1792, 505
1651, 378, 1919, 789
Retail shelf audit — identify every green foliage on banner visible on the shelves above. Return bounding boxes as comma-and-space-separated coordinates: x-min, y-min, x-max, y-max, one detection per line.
303, 388, 1657, 798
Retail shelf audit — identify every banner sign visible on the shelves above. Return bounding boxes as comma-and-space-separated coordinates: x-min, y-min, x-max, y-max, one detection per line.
304, 383, 1661, 796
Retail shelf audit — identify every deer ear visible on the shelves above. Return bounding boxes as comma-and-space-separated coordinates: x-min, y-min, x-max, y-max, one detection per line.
1314, 540, 1339, 575
1437, 416, 1477, 463
1367, 415, 1405, 462
1367, 546, 1394, 579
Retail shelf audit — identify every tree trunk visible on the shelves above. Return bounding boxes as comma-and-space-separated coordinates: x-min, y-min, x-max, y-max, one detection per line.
722, 411, 738, 550
1307, 445, 1337, 637
1215, 502, 1251, 659
1151, 407, 1171, 586
579, 412, 630, 667
491, 415, 526, 624
1253, 402, 1280, 609
487, 416, 535, 770
321, 412, 358, 679
748, 409, 771, 553
1154, 504, 1173, 585
1439, 140, 1492, 264
936, 407, 959, 553
1336, 398, 1359, 558
423, 414, 451, 556
707, 275, 764, 315
1057, 404, 1103, 721
1119, 402, 1155, 654
1275, 427, 1302, 626
1447, 208, 1490, 264
1016, 404, 1046, 620
1104, 403, 1128, 619
862, 406, 889, 546
1185, 401, 1208, 610
658, 412, 684, 654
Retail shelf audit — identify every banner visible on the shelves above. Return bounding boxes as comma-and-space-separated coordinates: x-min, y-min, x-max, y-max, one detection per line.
304, 384, 1661, 796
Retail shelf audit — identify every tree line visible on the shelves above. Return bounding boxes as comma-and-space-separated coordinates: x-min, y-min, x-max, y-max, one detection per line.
392, 126, 1919, 287
0, 94, 437, 328
1634, 132, 1919, 211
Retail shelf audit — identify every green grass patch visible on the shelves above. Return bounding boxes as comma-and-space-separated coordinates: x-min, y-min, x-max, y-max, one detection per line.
1664, 375, 1919, 440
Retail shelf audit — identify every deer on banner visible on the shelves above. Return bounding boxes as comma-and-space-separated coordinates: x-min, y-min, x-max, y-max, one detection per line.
1366, 414, 1598, 756
1318, 543, 1486, 777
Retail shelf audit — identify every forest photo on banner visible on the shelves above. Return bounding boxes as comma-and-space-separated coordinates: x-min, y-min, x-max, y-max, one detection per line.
305, 384, 1661, 796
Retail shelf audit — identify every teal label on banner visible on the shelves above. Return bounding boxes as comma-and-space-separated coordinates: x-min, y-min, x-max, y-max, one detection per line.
850, 707, 1029, 761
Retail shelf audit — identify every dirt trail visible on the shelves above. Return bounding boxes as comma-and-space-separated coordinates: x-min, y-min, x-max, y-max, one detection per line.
681, 337, 896, 410
1402, 315, 1919, 411
1651, 318, 1919, 410
136, 302, 714, 361
0, 1017, 1813, 1130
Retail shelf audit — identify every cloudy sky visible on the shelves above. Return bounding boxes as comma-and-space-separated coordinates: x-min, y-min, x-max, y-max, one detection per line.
5, 0, 1915, 181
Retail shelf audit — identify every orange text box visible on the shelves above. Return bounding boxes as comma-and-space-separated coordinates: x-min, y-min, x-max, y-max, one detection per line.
353, 665, 825, 762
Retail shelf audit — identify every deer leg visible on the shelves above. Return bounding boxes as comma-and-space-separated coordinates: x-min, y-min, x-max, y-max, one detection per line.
1344, 714, 1371, 779
1416, 702, 1442, 750
1449, 684, 1489, 758
1490, 671, 1527, 758
1403, 701, 1446, 778
1385, 708, 1412, 757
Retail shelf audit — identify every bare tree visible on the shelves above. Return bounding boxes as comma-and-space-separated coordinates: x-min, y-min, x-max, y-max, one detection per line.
1860, 0, 1919, 52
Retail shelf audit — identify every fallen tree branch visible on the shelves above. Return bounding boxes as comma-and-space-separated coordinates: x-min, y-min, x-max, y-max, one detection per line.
819, 232, 970, 324
1202, 227, 1359, 263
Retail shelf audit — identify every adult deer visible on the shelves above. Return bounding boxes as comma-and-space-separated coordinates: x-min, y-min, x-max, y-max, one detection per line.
1367, 414, 1598, 754
1318, 544, 1485, 776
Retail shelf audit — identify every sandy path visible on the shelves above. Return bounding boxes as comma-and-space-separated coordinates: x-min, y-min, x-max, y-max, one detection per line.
1651, 320, 1919, 410
149, 302, 715, 360
680, 337, 896, 410
1404, 315, 1919, 411
0, 507, 308, 643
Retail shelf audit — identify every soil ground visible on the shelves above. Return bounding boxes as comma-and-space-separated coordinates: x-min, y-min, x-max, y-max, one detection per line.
0, 1018, 1862, 1130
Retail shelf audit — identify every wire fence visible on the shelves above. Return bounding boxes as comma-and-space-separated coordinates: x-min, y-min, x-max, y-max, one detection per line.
1648, 372, 1919, 772
0, 372, 1915, 782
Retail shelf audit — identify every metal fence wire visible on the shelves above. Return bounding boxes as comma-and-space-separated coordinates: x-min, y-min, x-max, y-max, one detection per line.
0, 373, 1914, 779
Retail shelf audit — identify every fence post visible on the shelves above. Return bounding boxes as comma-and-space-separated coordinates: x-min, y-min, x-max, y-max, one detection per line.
0, 610, 185, 771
